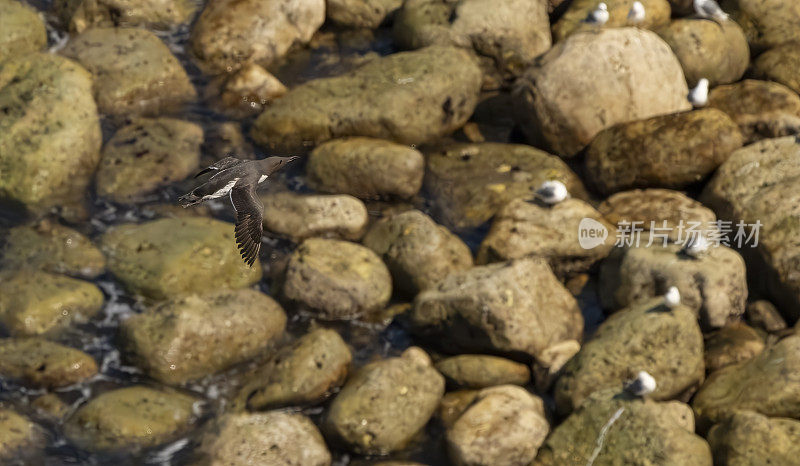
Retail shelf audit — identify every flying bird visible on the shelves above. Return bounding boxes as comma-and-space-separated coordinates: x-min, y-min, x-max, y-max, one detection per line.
584, 2, 610, 26
628, 1, 645, 24
694, 0, 728, 22
688, 78, 709, 107
179, 156, 299, 266
534, 180, 569, 205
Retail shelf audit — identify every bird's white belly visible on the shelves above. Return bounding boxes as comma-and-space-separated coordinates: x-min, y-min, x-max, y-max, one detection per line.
258, 175, 268, 183
203, 179, 238, 200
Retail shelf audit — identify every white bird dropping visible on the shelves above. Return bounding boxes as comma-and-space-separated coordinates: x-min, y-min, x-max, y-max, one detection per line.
694, 0, 728, 22
664, 286, 681, 309
688, 78, 709, 107
585, 2, 610, 26
682, 234, 710, 258
628, 1, 646, 24
536, 180, 569, 205
625, 371, 657, 396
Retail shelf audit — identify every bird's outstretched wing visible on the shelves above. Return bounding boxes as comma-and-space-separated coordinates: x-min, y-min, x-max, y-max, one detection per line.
230, 185, 263, 266
194, 156, 244, 178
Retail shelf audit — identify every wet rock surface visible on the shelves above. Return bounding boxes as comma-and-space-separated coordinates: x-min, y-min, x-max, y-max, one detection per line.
0, 338, 97, 388
435, 355, 530, 389
0, 0, 46, 62
708, 79, 800, 143
261, 192, 368, 242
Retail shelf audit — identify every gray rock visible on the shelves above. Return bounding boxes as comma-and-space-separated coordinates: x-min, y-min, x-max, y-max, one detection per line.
704, 322, 765, 372
96, 118, 202, 202
53, 0, 198, 33
283, 238, 392, 319
307, 137, 424, 199
412, 258, 584, 361
62, 27, 195, 116
513, 28, 691, 157
190, 0, 325, 73
362, 210, 473, 295
0, 338, 97, 388
553, 0, 671, 42
0, 0, 46, 62
325, 347, 444, 454
327, 0, 401, 28
435, 355, 530, 389
707, 410, 800, 466
261, 192, 369, 242
199, 411, 331, 466
251, 46, 482, 150
121, 289, 287, 384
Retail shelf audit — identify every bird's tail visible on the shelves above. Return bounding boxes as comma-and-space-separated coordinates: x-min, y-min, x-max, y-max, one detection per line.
178, 192, 202, 208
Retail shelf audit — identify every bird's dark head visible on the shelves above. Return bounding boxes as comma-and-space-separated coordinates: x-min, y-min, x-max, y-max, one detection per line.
262, 156, 300, 175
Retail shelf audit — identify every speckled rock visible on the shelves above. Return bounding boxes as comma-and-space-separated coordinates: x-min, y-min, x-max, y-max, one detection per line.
238, 328, 351, 409
0, 0, 46, 62
412, 258, 584, 361
707, 410, 800, 465
32, 393, 69, 420
65, 386, 198, 451
62, 27, 195, 116
190, 0, 324, 73
252, 46, 482, 150
122, 289, 286, 384
721, 0, 800, 51
746, 299, 788, 333
1, 219, 105, 279
96, 118, 202, 202
362, 210, 472, 295
54, 0, 198, 33
693, 334, 800, 425
709, 80, 800, 143
261, 192, 368, 242
327, 0, 401, 28
446, 385, 549, 466
100, 217, 261, 300
704, 322, 765, 372
325, 347, 444, 455
307, 138, 424, 199
599, 243, 748, 329
554, 297, 704, 414
513, 28, 690, 157
598, 189, 717, 242
701, 136, 800, 322
553, 0, 671, 41
753, 42, 800, 95
435, 355, 530, 389
393, 0, 551, 77
534, 390, 712, 466
0, 53, 101, 216
657, 19, 749, 87
0, 338, 97, 388
199, 411, 331, 466
0, 409, 43, 462
477, 198, 616, 277
0, 270, 103, 336
424, 143, 588, 229
283, 238, 392, 319
207, 63, 287, 118
585, 109, 744, 195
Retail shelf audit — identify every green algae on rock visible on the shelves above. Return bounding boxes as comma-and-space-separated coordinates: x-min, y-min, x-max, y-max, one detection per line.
100, 217, 261, 300
0, 270, 104, 336
435, 355, 530, 389
64, 386, 198, 451
61, 27, 195, 117
0, 0, 46, 62
261, 192, 369, 242
0, 338, 98, 388
95, 118, 203, 202
0, 52, 101, 217
53, 0, 198, 33
121, 289, 287, 385
251, 46, 482, 150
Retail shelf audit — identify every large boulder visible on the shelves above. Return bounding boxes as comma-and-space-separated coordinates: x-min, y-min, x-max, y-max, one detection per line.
721, 0, 800, 51
707, 410, 800, 465
362, 210, 473, 295
701, 136, 800, 321
554, 298, 705, 414
0, 53, 101, 216
307, 137, 424, 199
703, 322, 765, 372
0, 270, 104, 336
424, 142, 588, 229
0, 0, 46, 62
553, 0, 671, 41
199, 412, 331, 466
190, 0, 324, 74
327, 0, 401, 28
0, 338, 97, 388
283, 238, 392, 319
393, 0, 551, 77
513, 28, 691, 157
64, 386, 198, 451
325, 347, 444, 454
534, 390, 712, 465
121, 289, 286, 384
585, 109, 744, 195
692, 334, 800, 425
237, 328, 351, 409
62, 27, 195, 116
753, 42, 800, 95
251, 46, 482, 150
435, 355, 530, 389
412, 258, 584, 361
53, 0, 198, 32
261, 192, 368, 242
656, 19, 749, 87
599, 243, 748, 329
708, 79, 800, 144
476, 198, 616, 277
100, 217, 261, 300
